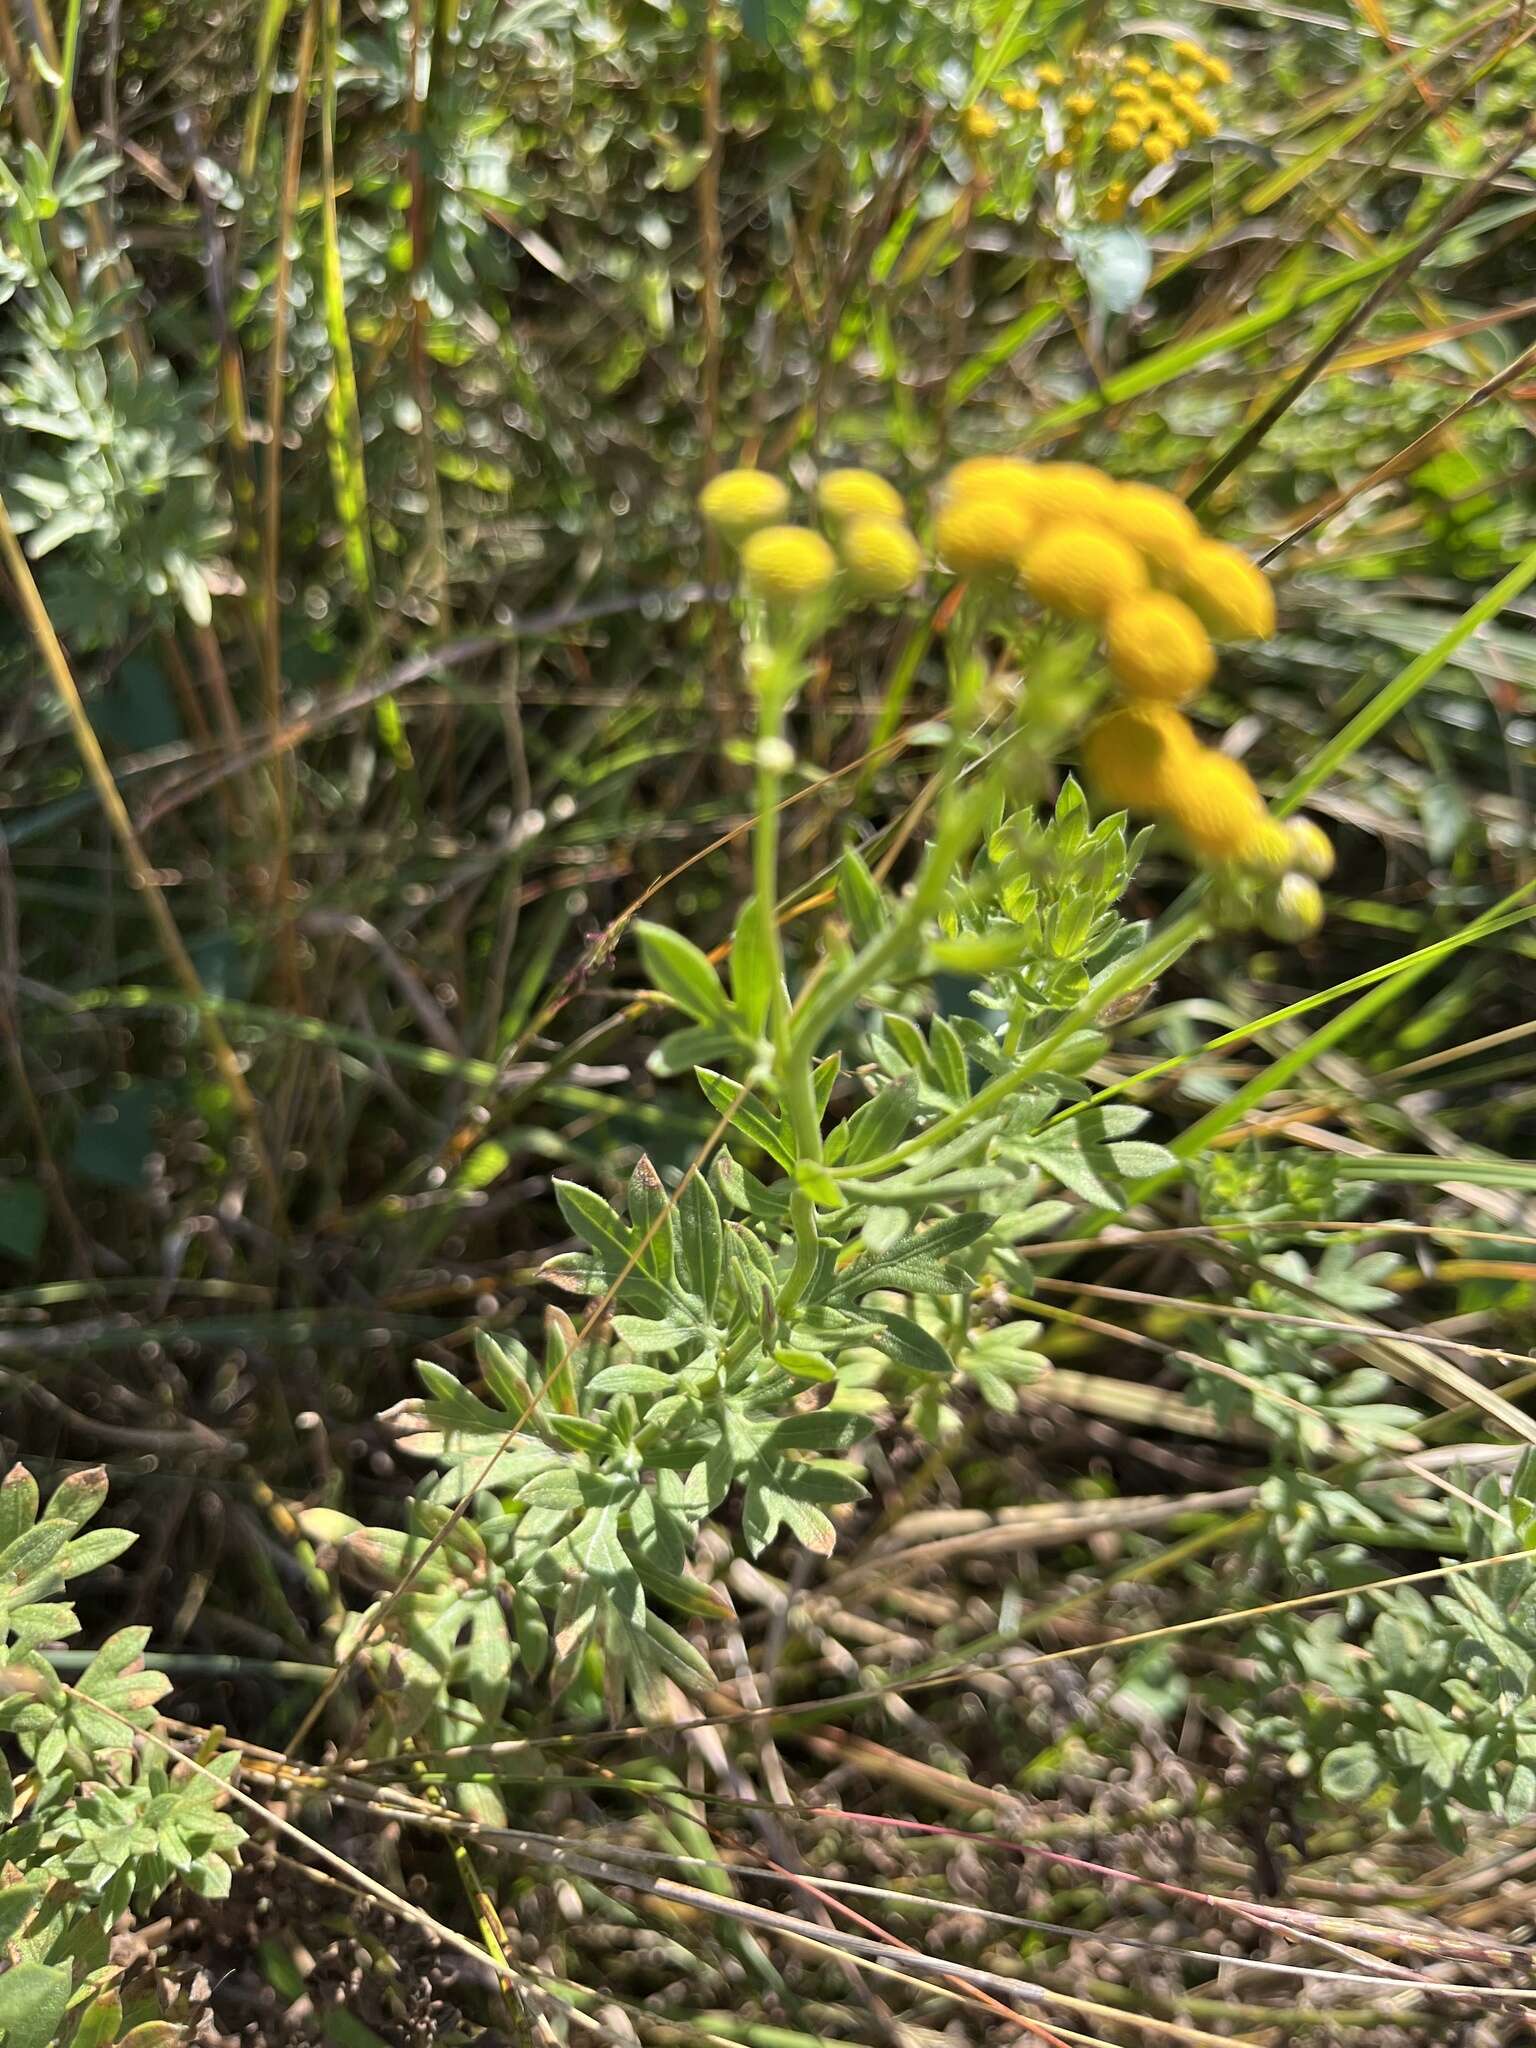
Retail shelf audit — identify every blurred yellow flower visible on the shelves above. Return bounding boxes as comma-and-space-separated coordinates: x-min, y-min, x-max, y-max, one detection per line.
1083, 702, 1197, 811
1105, 591, 1215, 703
699, 469, 789, 543
1105, 481, 1200, 577
934, 495, 1033, 578
1164, 750, 1267, 862
740, 525, 838, 601
817, 468, 905, 525
1023, 521, 1148, 622
838, 517, 923, 599
1181, 541, 1277, 641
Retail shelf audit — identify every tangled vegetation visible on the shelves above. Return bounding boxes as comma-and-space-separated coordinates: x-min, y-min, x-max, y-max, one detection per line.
4, 0, 1536, 2040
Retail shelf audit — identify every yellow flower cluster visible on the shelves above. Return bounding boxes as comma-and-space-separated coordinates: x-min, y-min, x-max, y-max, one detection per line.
966, 36, 1229, 219
934, 451, 1328, 925
698, 465, 924, 606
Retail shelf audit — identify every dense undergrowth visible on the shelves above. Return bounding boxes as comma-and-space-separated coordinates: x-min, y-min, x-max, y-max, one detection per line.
4, 0, 1536, 2040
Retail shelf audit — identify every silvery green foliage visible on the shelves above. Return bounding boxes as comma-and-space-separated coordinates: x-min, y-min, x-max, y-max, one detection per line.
1243, 1455, 1536, 1848
0, 1466, 244, 2044
0, 145, 228, 646
340, 787, 1177, 1735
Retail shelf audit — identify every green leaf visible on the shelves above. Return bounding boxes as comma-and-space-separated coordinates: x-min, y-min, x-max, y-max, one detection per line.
831, 1213, 989, 1303
1319, 1744, 1382, 1802
0, 1961, 71, 2048
587, 1363, 676, 1394
836, 847, 887, 947
674, 1170, 724, 1314
636, 921, 731, 1027
731, 894, 776, 1038
694, 1070, 792, 1169
553, 1180, 674, 1316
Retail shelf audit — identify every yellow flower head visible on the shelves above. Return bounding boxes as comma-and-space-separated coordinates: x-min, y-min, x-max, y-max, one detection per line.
1107, 121, 1141, 151
1064, 90, 1096, 117
1022, 521, 1148, 623
1200, 52, 1232, 85
1105, 591, 1215, 704
1003, 85, 1039, 112
934, 495, 1033, 579
1172, 39, 1204, 62
942, 456, 1039, 520
1185, 101, 1220, 137
699, 468, 789, 544
1285, 816, 1336, 880
961, 104, 1000, 142
1158, 116, 1192, 147
1181, 540, 1276, 641
1146, 68, 1177, 93
1082, 702, 1197, 812
1111, 80, 1149, 102
1122, 54, 1153, 78
1258, 872, 1325, 943
1143, 133, 1174, 165
817, 467, 905, 526
838, 516, 923, 599
740, 524, 838, 602
1035, 61, 1066, 87
1164, 749, 1267, 862
1016, 460, 1118, 526
1177, 66, 1207, 91
1105, 480, 1200, 577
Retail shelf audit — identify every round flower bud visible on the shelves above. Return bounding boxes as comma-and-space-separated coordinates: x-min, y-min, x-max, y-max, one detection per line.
1236, 816, 1295, 879
1022, 521, 1147, 622
1258, 872, 1325, 943
1003, 85, 1039, 111
1207, 876, 1255, 933
740, 524, 838, 602
1285, 816, 1336, 880
1017, 461, 1118, 526
1163, 749, 1267, 862
1064, 90, 1096, 116
817, 468, 905, 526
1200, 52, 1233, 85
961, 105, 999, 142
1181, 540, 1276, 641
1143, 133, 1174, 165
699, 468, 790, 544
934, 494, 1033, 579
1082, 702, 1197, 812
1123, 55, 1153, 77
1035, 62, 1065, 87
1104, 591, 1215, 703
1107, 121, 1141, 151
839, 516, 923, 599
1105, 481, 1201, 577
